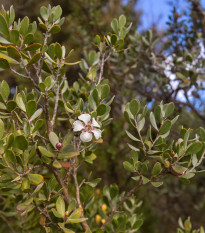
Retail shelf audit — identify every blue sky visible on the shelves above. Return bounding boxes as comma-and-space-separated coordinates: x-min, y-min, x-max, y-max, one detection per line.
133, 0, 205, 30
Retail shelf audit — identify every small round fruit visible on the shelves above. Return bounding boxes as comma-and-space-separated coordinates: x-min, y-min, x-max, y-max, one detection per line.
56, 142, 63, 150
65, 211, 69, 216
95, 214, 101, 224
96, 188, 101, 195
164, 161, 171, 168
101, 218, 106, 224
101, 204, 107, 212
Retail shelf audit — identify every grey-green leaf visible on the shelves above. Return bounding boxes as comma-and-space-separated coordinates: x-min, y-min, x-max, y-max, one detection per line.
186, 141, 202, 155
56, 196, 65, 218
30, 108, 43, 121
49, 132, 59, 149
158, 120, 171, 135
150, 112, 158, 131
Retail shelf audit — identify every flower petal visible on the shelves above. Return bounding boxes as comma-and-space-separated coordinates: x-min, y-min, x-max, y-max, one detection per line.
78, 114, 91, 124
92, 118, 100, 128
73, 120, 84, 132
80, 131, 93, 142
92, 129, 102, 140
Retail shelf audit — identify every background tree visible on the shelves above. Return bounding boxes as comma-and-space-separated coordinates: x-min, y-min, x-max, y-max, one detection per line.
0, 1, 204, 233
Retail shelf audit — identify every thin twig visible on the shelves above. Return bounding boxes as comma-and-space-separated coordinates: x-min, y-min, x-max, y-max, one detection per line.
51, 82, 60, 127
98, 52, 105, 85
101, 180, 143, 231
0, 213, 16, 233
73, 164, 90, 231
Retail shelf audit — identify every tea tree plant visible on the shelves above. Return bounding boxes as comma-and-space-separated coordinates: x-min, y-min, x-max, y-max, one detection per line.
0, 5, 204, 233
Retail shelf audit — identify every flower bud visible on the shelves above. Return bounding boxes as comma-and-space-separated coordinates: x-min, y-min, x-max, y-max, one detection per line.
65, 211, 69, 216
56, 142, 63, 150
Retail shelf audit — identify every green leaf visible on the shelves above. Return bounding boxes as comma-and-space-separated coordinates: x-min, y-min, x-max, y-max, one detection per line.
164, 102, 175, 117
49, 25, 61, 34
63, 133, 73, 146
23, 119, 30, 137
172, 165, 187, 175
55, 42, 62, 59
101, 84, 110, 99
186, 141, 202, 155
183, 129, 190, 147
30, 108, 43, 121
67, 200, 75, 213
59, 140, 73, 153
27, 53, 41, 66
0, 35, 10, 44
9, 5, 15, 26
111, 18, 119, 34
32, 119, 43, 132
58, 151, 79, 160
28, 174, 44, 185
0, 52, 18, 64
20, 16, 29, 36
119, 15, 126, 28
198, 127, 205, 141
38, 146, 55, 157
158, 120, 171, 135
151, 181, 163, 187
53, 160, 62, 168
0, 15, 9, 36
54, 5, 62, 20
56, 196, 65, 218
21, 178, 30, 191
0, 119, 4, 139
58, 223, 75, 233
6, 100, 17, 112
138, 117, 145, 132
150, 112, 158, 131
176, 72, 186, 80
15, 135, 28, 150
23, 33, 34, 44
87, 178, 101, 188
127, 143, 139, 152
88, 89, 99, 110
49, 132, 59, 149
125, 130, 140, 142
52, 208, 63, 218
152, 162, 162, 176
0, 58, 10, 69
142, 176, 150, 184
67, 217, 88, 224
129, 99, 140, 116
0, 102, 6, 110
7, 46, 21, 59
40, 6, 48, 21
24, 43, 42, 51
9, 29, 19, 44
1, 80, 10, 100
123, 161, 135, 172
133, 219, 143, 230
26, 100, 37, 118
111, 34, 117, 45
97, 104, 106, 116
39, 23, 47, 30
69, 208, 81, 219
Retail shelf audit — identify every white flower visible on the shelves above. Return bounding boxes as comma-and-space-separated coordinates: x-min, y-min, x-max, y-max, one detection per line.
73, 114, 102, 142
